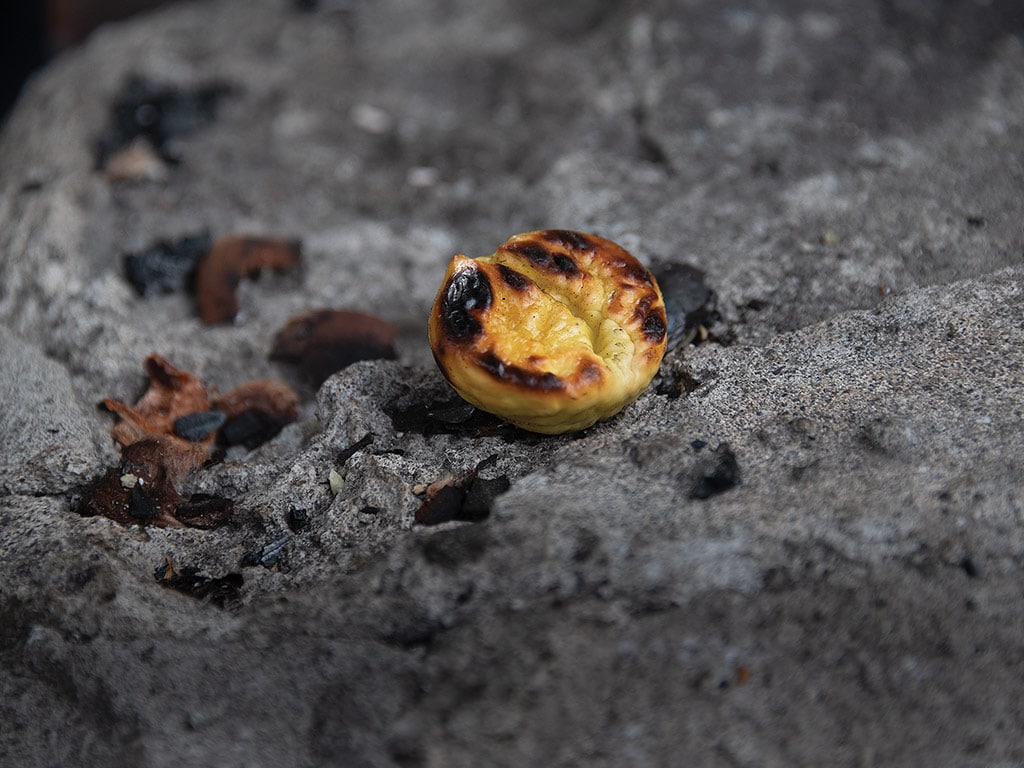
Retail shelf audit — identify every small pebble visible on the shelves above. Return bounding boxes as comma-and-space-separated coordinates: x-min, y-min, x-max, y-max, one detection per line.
329, 469, 344, 495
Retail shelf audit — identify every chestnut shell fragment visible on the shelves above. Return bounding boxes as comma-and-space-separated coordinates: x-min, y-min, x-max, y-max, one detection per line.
195, 236, 302, 324
271, 309, 397, 385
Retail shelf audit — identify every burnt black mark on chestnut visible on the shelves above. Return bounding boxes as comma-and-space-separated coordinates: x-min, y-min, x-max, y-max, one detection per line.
632, 264, 655, 286
476, 351, 564, 391
442, 264, 492, 340
642, 309, 667, 342
497, 264, 530, 291
540, 230, 593, 252
504, 241, 580, 277
612, 258, 655, 287
553, 252, 580, 275
631, 293, 656, 324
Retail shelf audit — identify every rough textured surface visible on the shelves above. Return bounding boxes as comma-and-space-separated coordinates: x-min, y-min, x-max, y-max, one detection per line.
0, 328, 110, 494
1, 0, 1023, 765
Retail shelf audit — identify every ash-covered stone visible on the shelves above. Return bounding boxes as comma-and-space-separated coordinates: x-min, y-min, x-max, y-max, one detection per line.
2, 1, 1024, 766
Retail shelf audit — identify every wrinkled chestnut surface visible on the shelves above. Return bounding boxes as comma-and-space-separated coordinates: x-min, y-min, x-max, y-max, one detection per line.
428, 230, 667, 434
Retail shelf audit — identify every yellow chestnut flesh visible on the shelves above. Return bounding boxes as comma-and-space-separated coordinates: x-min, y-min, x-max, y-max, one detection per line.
428, 230, 668, 434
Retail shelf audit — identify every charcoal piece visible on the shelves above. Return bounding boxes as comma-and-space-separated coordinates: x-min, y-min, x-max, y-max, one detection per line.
240, 535, 290, 568
415, 483, 467, 526
387, 396, 503, 437
212, 380, 299, 443
650, 262, 718, 348
460, 476, 511, 522
128, 483, 157, 522
220, 409, 288, 450
337, 433, 374, 465
123, 233, 211, 296
287, 507, 311, 532
173, 410, 227, 442
96, 76, 230, 168
689, 443, 741, 499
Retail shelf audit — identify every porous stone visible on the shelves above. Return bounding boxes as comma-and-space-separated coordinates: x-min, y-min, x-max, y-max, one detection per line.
0, 328, 108, 494
1, 0, 1023, 766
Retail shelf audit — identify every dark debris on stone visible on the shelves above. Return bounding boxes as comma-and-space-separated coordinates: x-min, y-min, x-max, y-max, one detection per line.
173, 410, 227, 442
77, 457, 234, 530
77, 440, 182, 527
337, 433, 374, 465
415, 456, 510, 526
240, 535, 290, 569
195, 236, 302, 325
173, 494, 234, 529
689, 443, 741, 500
387, 395, 512, 438
154, 558, 244, 608
650, 261, 719, 349
123, 232, 211, 297
271, 309, 397, 386
220, 410, 289, 450
287, 507, 311, 532
655, 357, 700, 399
96, 76, 231, 168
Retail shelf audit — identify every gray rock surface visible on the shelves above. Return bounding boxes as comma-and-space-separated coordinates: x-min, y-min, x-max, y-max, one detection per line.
1, 0, 1023, 765
0, 328, 109, 494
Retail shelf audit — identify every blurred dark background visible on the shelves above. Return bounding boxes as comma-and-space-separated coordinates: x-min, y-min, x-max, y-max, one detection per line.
3, 0, 1023, 128
1, 0, 179, 124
